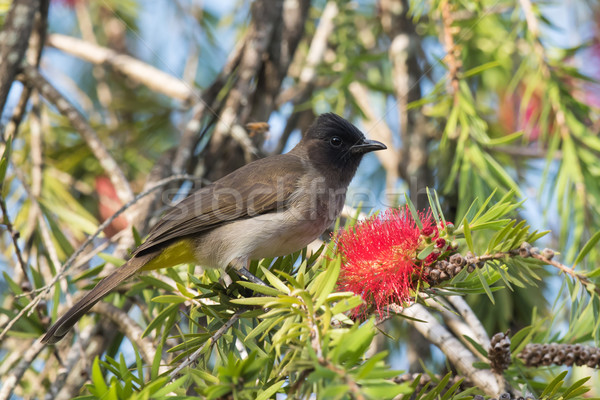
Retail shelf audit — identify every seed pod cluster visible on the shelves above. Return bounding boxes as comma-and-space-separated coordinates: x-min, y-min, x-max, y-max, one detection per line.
519, 343, 600, 368
488, 332, 511, 373
518, 242, 554, 260
423, 252, 484, 285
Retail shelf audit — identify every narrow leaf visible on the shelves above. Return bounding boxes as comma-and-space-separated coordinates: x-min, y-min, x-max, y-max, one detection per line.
574, 231, 600, 267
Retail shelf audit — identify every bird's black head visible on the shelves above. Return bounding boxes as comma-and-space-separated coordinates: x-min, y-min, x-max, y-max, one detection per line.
296, 113, 386, 184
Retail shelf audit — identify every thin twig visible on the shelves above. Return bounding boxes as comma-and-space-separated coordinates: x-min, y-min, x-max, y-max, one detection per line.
0, 193, 29, 286
92, 302, 158, 365
168, 310, 242, 380
74, 2, 118, 129
0, 339, 45, 400
303, 294, 365, 400
44, 323, 101, 400
440, 0, 461, 101
0, 174, 198, 341
21, 64, 134, 206
530, 251, 600, 295
464, 246, 600, 297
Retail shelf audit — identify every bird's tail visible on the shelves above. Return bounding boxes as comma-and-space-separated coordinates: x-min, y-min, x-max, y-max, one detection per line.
41, 252, 155, 344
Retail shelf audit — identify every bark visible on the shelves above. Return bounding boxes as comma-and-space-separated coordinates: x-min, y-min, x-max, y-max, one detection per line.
0, 0, 38, 118
203, 0, 311, 181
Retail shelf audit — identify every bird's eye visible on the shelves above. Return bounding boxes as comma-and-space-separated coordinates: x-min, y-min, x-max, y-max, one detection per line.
330, 136, 343, 147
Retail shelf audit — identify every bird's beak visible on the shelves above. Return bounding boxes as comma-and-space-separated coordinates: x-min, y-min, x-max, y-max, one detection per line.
350, 139, 387, 154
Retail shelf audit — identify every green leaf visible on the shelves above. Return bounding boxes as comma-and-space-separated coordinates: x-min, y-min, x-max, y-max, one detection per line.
133, 342, 144, 383
255, 380, 285, 400
246, 315, 285, 341
237, 281, 282, 296
151, 295, 187, 304
72, 264, 105, 283
150, 376, 186, 397
260, 267, 290, 294
573, 231, 600, 267
540, 370, 568, 397
0, 138, 12, 185
471, 189, 498, 222
417, 244, 434, 260
331, 295, 363, 315
142, 303, 179, 338
485, 130, 524, 146
138, 275, 176, 292
230, 296, 277, 305
463, 60, 501, 77
151, 342, 163, 380
462, 217, 474, 252
190, 369, 219, 384
362, 381, 412, 399
462, 335, 488, 357
315, 258, 341, 309
0, 158, 7, 188
404, 193, 423, 229
91, 357, 108, 396
562, 377, 591, 399
355, 351, 387, 380
332, 319, 375, 365
476, 268, 495, 304
426, 188, 440, 224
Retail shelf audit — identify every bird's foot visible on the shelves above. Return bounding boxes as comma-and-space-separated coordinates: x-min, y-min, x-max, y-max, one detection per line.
235, 267, 268, 287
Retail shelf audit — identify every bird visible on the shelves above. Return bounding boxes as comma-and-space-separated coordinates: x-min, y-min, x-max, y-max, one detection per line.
41, 113, 386, 344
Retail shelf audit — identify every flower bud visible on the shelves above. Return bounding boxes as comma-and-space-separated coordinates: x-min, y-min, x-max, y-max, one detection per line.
421, 226, 435, 237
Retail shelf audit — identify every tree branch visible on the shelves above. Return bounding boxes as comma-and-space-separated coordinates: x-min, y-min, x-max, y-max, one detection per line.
402, 303, 501, 396
46, 33, 199, 104
447, 295, 490, 350
2, 0, 49, 141
0, 0, 38, 114
274, 1, 338, 155
0, 190, 29, 288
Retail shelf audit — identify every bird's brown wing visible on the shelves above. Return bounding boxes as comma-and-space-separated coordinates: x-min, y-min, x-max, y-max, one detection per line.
134, 153, 307, 256
42, 156, 306, 344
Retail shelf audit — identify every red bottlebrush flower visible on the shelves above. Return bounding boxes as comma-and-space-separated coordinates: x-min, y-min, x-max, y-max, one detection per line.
335, 206, 442, 317
435, 238, 446, 248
